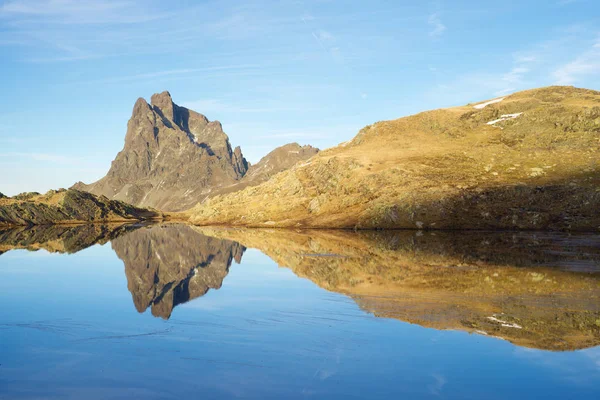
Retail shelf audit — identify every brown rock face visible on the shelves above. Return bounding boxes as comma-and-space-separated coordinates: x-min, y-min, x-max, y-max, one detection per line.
208, 143, 319, 197
73, 91, 250, 212
110, 224, 245, 319
243, 143, 319, 184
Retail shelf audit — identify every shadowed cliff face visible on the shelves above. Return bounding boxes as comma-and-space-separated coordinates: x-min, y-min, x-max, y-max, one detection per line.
110, 224, 245, 319
197, 227, 600, 351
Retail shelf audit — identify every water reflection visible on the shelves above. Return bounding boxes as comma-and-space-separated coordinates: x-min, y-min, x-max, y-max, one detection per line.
0, 223, 138, 255
111, 224, 244, 319
1, 223, 599, 351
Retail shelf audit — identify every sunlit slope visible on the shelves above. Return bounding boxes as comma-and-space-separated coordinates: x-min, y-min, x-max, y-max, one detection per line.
189, 86, 600, 230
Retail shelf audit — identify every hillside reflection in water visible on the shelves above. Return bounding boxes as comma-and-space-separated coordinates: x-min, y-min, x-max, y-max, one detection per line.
1, 223, 599, 399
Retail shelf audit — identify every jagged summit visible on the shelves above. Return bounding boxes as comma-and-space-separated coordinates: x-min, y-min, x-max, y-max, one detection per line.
74, 91, 316, 212
73, 92, 249, 211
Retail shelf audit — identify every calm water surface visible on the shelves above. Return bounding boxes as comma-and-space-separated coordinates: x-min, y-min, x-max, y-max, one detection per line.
1, 224, 599, 399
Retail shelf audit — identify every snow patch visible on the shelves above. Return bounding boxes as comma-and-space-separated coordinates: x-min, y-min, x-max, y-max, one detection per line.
487, 315, 522, 329
474, 98, 504, 109
487, 112, 523, 125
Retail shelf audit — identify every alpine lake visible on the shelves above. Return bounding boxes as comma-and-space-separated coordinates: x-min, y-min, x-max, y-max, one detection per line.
1, 223, 599, 399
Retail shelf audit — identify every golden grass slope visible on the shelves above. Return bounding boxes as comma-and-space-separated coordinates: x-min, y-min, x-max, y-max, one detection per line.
188, 86, 600, 230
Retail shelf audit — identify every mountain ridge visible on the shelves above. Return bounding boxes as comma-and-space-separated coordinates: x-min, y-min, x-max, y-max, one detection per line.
188, 85, 600, 231
74, 91, 318, 212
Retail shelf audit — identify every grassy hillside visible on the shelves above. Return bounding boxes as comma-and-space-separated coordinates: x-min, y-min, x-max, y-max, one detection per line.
188, 86, 600, 230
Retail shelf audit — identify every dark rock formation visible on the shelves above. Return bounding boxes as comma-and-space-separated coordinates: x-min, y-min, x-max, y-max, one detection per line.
73, 91, 249, 212
0, 189, 161, 226
74, 91, 318, 212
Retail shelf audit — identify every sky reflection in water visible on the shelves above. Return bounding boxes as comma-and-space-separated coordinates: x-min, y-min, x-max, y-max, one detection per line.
0, 224, 599, 400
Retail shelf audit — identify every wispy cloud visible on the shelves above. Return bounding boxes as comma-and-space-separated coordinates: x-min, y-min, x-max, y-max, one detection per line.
70, 64, 266, 86
182, 99, 308, 115
428, 13, 446, 37
256, 132, 327, 139
0, 152, 80, 164
553, 37, 600, 85
0, 0, 167, 24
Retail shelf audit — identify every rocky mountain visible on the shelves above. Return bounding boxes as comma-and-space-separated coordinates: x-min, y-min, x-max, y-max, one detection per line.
111, 224, 245, 319
210, 143, 319, 197
198, 227, 600, 351
73, 91, 317, 212
0, 189, 162, 226
189, 86, 600, 230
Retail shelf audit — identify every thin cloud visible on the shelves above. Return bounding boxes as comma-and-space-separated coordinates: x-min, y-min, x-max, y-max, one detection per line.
0, 0, 167, 24
428, 13, 446, 37
0, 152, 80, 164
553, 37, 600, 85
182, 99, 307, 114
257, 132, 326, 139
502, 66, 530, 84
73, 64, 265, 85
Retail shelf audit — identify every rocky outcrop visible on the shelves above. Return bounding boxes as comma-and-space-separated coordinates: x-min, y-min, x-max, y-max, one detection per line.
244, 143, 319, 184
73, 91, 318, 212
0, 189, 162, 226
189, 86, 600, 231
198, 227, 600, 351
209, 143, 319, 197
110, 224, 245, 319
73, 91, 249, 211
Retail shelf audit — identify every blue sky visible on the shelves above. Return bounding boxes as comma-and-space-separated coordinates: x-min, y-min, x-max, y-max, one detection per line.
0, 0, 599, 195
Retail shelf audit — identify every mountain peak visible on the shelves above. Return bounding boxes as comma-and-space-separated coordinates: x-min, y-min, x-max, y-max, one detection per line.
74, 92, 249, 211
150, 91, 175, 120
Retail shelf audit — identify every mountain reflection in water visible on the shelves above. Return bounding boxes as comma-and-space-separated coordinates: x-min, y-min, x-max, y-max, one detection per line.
1, 223, 599, 351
